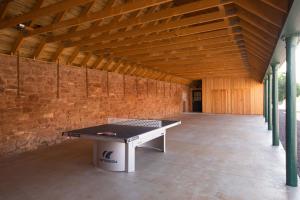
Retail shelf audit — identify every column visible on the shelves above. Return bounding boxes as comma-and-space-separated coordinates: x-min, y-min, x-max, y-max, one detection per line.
272, 63, 279, 146
285, 35, 298, 187
263, 79, 266, 119
268, 72, 272, 130
265, 78, 269, 123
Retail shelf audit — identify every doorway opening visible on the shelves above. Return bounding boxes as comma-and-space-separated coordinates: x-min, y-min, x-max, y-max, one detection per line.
191, 80, 202, 112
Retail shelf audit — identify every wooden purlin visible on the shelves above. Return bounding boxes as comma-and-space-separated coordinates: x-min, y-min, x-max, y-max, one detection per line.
66, 16, 233, 49
0, 0, 290, 81
33, 11, 66, 59
0, 0, 95, 29
10, 0, 45, 54
0, 0, 11, 19
26, 0, 173, 36
44, 0, 232, 43
80, 28, 233, 52
234, 0, 284, 28
51, 1, 96, 62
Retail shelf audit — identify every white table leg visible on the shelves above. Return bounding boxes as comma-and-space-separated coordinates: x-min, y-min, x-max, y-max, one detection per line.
162, 132, 166, 153
125, 142, 135, 172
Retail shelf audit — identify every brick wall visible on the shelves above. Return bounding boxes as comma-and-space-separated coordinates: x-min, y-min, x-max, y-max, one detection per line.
0, 54, 189, 156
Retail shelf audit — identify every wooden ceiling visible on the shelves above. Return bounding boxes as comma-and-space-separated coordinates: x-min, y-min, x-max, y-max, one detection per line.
0, 0, 291, 84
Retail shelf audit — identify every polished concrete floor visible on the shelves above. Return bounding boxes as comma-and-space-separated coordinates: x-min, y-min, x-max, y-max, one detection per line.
1, 113, 300, 200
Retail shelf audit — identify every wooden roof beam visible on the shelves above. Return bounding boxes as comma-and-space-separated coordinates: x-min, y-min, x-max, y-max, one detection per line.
33, 11, 66, 59
239, 20, 277, 39
234, 0, 284, 28
259, 0, 289, 13
0, 0, 11, 19
241, 32, 274, 52
44, 0, 232, 43
80, 53, 92, 67
0, 0, 94, 29
80, 28, 235, 52
50, 1, 96, 62
68, 15, 232, 49
11, 0, 45, 54
109, 42, 239, 57
237, 9, 279, 36
111, 36, 235, 55
26, 0, 172, 36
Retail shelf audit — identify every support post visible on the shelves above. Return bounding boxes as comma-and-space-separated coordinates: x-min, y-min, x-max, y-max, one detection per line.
265, 78, 269, 122
268, 72, 272, 130
263, 79, 267, 119
272, 63, 279, 146
285, 35, 298, 187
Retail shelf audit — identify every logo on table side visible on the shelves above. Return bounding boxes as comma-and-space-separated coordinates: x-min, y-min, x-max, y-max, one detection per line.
100, 151, 117, 163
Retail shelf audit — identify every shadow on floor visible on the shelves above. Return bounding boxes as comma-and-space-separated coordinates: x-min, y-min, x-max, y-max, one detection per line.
279, 109, 300, 175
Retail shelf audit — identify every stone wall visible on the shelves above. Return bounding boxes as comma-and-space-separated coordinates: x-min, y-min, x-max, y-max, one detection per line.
0, 54, 189, 156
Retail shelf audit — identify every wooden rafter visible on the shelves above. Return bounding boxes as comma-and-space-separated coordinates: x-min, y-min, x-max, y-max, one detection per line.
0, 0, 290, 82
0, 0, 94, 29
45, 0, 232, 43
51, 1, 96, 62
26, 0, 173, 36
11, 0, 45, 54
0, 0, 11, 19
33, 11, 66, 59
234, 0, 284, 28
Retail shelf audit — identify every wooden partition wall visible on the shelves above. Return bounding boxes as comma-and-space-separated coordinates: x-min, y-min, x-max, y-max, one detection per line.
202, 77, 263, 115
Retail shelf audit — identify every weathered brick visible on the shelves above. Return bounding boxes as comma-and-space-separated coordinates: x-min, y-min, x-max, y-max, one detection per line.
0, 54, 189, 157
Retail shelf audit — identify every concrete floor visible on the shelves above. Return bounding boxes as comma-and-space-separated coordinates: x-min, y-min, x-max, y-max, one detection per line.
1, 113, 300, 200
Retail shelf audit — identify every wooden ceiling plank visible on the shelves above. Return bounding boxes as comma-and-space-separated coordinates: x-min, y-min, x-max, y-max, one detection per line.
52, 45, 64, 61
50, 1, 96, 62
80, 28, 232, 52
79, 22, 232, 53
237, 9, 278, 37
259, 0, 289, 13
243, 41, 270, 58
111, 35, 234, 55
109, 42, 238, 57
239, 19, 276, 39
241, 27, 275, 46
80, 53, 92, 67
246, 49, 267, 63
0, 0, 11, 19
67, 48, 80, 65
27, 0, 172, 36
45, 0, 231, 43
11, 0, 45, 54
33, 10, 66, 59
134, 51, 242, 63
234, 0, 283, 28
91, 56, 103, 68
68, 15, 230, 49
242, 32, 273, 52
0, 0, 94, 29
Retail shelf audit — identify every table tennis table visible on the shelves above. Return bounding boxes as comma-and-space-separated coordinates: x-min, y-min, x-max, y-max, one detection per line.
62, 119, 181, 172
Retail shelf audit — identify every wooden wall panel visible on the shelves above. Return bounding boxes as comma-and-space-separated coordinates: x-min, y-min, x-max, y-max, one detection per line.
202, 77, 263, 115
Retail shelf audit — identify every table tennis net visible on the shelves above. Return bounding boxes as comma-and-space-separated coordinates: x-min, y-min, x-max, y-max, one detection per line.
109, 118, 162, 128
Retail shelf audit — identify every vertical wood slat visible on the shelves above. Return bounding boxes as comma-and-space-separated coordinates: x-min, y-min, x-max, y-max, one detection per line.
164, 82, 166, 97
123, 74, 126, 96
136, 77, 138, 96
202, 77, 263, 114
156, 81, 158, 96
56, 59, 60, 98
16, 51, 20, 96
85, 65, 88, 98
169, 82, 171, 96
106, 71, 109, 96
147, 79, 149, 97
